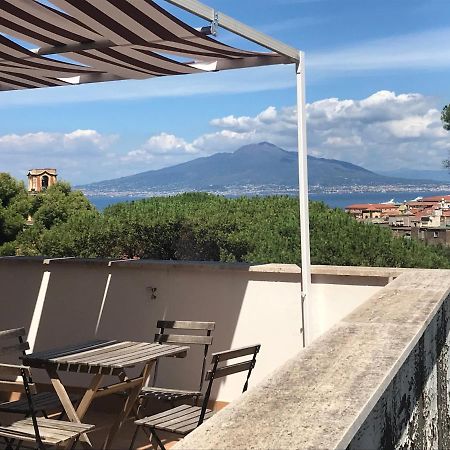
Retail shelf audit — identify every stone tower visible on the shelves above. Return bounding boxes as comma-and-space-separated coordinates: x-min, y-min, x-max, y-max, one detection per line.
27, 169, 57, 193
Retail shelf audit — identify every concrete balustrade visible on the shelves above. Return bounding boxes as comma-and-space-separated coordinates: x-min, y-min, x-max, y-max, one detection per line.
175, 269, 450, 449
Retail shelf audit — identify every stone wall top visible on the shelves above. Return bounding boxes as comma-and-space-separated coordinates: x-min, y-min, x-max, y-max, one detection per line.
0, 256, 409, 279
174, 269, 450, 450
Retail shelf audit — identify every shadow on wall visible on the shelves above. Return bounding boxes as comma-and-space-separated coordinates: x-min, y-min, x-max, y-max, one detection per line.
0, 258, 304, 402
0, 259, 252, 400
95, 262, 251, 400
0, 257, 47, 333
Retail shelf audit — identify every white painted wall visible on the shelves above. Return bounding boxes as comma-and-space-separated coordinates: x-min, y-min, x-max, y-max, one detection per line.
0, 258, 390, 402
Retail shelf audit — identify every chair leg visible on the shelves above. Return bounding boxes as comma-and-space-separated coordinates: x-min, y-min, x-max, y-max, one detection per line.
129, 425, 140, 450
150, 429, 166, 450
69, 435, 80, 450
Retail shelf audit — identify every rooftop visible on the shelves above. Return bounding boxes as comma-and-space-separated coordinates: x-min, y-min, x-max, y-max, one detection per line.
421, 195, 450, 202
27, 169, 57, 176
345, 203, 399, 210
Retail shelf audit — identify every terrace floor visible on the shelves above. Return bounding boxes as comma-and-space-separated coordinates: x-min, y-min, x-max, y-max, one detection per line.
0, 394, 226, 450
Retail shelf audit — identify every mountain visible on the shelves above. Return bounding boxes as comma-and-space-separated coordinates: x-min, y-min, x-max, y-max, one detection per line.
79, 142, 442, 194
378, 168, 450, 183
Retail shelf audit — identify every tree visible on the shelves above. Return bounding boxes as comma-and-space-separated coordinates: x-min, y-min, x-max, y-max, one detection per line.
3, 187, 450, 269
0, 173, 25, 208
0, 175, 94, 255
0, 173, 31, 246
441, 105, 450, 168
442, 105, 450, 130
31, 182, 94, 229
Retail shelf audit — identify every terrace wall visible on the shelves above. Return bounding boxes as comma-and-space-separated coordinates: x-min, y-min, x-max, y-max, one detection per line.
0, 257, 390, 402
175, 269, 450, 449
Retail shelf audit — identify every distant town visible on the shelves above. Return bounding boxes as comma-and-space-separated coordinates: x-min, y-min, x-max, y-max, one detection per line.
345, 195, 450, 246
81, 184, 450, 199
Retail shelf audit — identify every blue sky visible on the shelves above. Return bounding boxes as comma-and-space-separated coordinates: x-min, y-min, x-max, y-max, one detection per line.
0, 0, 449, 184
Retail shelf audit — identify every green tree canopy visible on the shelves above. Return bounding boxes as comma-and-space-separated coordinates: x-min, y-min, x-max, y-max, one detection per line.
9, 192, 450, 269
30, 182, 93, 229
441, 105, 450, 169
0, 173, 31, 246
442, 105, 450, 131
0, 175, 94, 255
1, 173, 450, 269
0, 173, 24, 207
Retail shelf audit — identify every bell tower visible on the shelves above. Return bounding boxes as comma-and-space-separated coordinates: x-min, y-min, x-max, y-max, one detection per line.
27, 169, 57, 193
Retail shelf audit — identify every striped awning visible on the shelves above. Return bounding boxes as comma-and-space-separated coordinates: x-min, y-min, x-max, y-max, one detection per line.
0, 0, 295, 91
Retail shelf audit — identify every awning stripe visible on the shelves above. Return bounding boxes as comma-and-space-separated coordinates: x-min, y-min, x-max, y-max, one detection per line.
0, 35, 96, 73
50, 0, 151, 45
0, 0, 289, 91
0, 16, 62, 47
104, 47, 200, 74
2, 0, 102, 45
66, 50, 154, 78
0, 2, 93, 45
0, 70, 67, 87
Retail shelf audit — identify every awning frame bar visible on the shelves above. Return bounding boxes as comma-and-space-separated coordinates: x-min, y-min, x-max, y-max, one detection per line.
162, 0, 300, 61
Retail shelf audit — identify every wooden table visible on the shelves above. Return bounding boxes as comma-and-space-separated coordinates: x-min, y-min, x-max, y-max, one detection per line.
22, 339, 189, 449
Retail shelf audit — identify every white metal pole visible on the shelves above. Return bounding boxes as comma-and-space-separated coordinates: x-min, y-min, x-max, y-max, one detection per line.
296, 51, 312, 347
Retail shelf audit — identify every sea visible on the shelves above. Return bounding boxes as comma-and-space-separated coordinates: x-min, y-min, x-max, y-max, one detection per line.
86, 190, 450, 211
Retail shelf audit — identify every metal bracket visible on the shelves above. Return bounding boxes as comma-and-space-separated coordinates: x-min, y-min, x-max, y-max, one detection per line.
210, 9, 219, 36
198, 10, 218, 36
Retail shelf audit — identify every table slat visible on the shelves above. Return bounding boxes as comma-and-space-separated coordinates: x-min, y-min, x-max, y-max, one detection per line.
22, 340, 117, 363
24, 341, 188, 374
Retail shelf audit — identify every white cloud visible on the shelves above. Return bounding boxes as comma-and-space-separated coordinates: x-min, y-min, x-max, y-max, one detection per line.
0, 129, 118, 183
124, 90, 450, 172
63, 129, 117, 150
122, 133, 199, 167
2, 91, 448, 184
0, 132, 57, 149
0, 130, 116, 152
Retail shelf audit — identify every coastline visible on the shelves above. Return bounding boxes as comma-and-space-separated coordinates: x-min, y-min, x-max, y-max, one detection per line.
84, 186, 450, 211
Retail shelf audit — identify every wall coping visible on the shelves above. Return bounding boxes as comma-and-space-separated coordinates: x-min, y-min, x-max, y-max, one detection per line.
0, 256, 46, 264
174, 268, 450, 450
0, 256, 407, 279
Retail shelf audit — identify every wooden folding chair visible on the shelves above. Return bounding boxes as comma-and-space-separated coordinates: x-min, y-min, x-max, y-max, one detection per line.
0, 333, 94, 450
138, 320, 215, 410
130, 344, 261, 450
0, 328, 79, 420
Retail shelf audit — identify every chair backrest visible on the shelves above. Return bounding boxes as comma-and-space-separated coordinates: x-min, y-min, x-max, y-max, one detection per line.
0, 328, 43, 448
0, 327, 36, 397
198, 344, 261, 426
0, 327, 29, 360
153, 320, 215, 391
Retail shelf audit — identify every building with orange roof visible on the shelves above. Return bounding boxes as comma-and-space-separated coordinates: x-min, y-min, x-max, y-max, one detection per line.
346, 194, 450, 246
344, 203, 399, 221
420, 195, 450, 202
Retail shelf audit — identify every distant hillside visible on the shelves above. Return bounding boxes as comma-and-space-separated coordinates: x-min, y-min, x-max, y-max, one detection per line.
378, 168, 450, 183
79, 142, 438, 193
